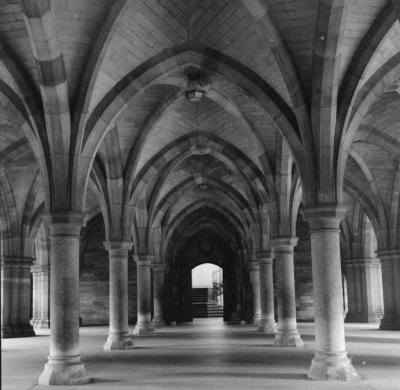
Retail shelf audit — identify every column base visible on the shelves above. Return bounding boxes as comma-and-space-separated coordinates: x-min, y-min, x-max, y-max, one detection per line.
252, 316, 261, 325
1, 324, 35, 338
1, 326, 14, 338
379, 316, 400, 330
31, 319, 50, 330
152, 318, 165, 327
307, 351, 360, 381
133, 322, 155, 335
103, 333, 134, 350
39, 355, 92, 385
273, 329, 304, 347
229, 311, 241, 323
257, 320, 277, 333
367, 314, 383, 323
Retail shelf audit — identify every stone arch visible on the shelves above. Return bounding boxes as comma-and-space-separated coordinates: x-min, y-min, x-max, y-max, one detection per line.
76, 44, 304, 213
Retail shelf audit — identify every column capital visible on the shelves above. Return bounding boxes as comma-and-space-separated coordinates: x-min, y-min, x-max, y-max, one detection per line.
42, 211, 85, 236
103, 241, 132, 255
134, 254, 153, 266
343, 258, 362, 267
255, 252, 274, 264
247, 260, 260, 271
1, 257, 34, 268
152, 263, 165, 272
344, 258, 381, 267
302, 204, 347, 231
31, 264, 50, 273
377, 249, 400, 261
270, 237, 298, 253
363, 257, 381, 266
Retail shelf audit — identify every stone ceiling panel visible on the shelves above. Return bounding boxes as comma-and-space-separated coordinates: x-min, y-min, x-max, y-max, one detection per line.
115, 84, 179, 169
344, 153, 375, 204
354, 142, 396, 207
361, 20, 400, 88
5, 156, 39, 217
265, 0, 319, 95
0, 2, 38, 90
340, 0, 387, 87
190, 0, 291, 104
90, 0, 186, 112
363, 93, 400, 144
164, 186, 243, 227
53, 0, 109, 101
134, 96, 264, 177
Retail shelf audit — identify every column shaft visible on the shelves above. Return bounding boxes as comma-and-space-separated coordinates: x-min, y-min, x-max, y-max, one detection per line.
152, 264, 165, 326
248, 261, 261, 325
133, 255, 154, 334
31, 265, 50, 330
378, 250, 400, 330
344, 258, 383, 323
364, 258, 384, 323
103, 241, 133, 350
271, 238, 303, 347
38, 212, 90, 385
303, 205, 359, 381
257, 254, 277, 332
1, 258, 35, 337
1, 259, 12, 337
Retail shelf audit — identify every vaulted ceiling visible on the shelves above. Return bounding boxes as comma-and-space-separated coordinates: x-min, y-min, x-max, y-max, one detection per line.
1, 0, 400, 261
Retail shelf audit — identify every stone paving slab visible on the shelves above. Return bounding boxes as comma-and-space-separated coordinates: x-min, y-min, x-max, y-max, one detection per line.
2, 320, 400, 390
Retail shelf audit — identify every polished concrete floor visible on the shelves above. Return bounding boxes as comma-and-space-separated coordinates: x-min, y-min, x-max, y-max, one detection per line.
2, 319, 400, 390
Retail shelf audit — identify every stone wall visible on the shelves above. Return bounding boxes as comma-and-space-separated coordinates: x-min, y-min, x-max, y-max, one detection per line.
79, 218, 138, 325
80, 252, 138, 325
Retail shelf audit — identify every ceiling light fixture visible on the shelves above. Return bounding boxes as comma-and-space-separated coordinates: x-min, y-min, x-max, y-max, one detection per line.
185, 72, 206, 103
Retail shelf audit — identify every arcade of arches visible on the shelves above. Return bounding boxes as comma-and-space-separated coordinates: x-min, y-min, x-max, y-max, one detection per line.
1, 0, 400, 387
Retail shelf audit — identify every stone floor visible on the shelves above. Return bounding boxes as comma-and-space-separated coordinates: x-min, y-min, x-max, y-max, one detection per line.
2, 319, 400, 390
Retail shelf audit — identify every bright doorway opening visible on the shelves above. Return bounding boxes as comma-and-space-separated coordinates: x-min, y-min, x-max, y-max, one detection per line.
191, 263, 223, 318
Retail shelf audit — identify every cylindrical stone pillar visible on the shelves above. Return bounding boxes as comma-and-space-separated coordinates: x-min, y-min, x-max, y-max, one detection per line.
303, 205, 359, 381
152, 263, 165, 326
103, 241, 133, 350
39, 212, 90, 385
364, 258, 384, 323
256, 253, 277, 333
31, 264, 50, 330
133, 255, 154, 334
377, 249, 400, 330
1, 258, 35, 337
1, 258, 13, 338
271, 238, 303, 347
248, 261, 261, 325
229, 265, 242, 323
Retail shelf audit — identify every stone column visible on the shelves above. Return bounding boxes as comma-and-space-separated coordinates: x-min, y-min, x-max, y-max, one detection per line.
30, 264, 50, 330
38, 212, 90, 385
248, 261, 261, 325
133, 255, 154, 334
103, 241, 133, 350
1, 257, 12, 338
152, 263, 165, 326
256, 253, 277, 332
1, 257, 35, 338
364, 257, 384, 323
271, 238, 303, 347
344, 258, 383, 323
378, 249, 400, 330
343, 259, 362, 322
303, 205, 359, 381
